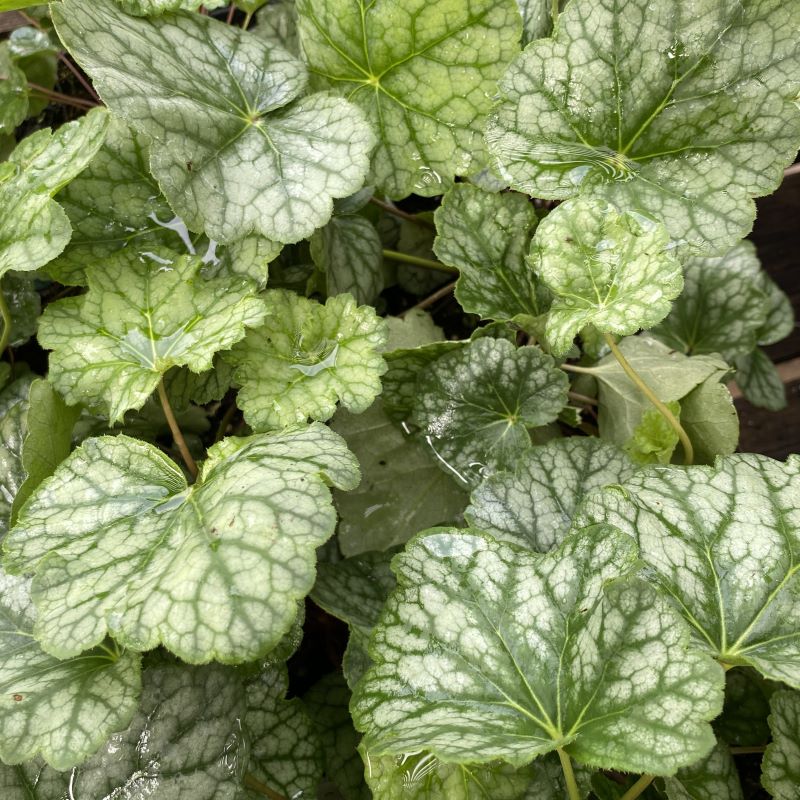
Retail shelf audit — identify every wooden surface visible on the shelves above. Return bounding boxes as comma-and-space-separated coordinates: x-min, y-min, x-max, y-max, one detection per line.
735, 171, 800, 460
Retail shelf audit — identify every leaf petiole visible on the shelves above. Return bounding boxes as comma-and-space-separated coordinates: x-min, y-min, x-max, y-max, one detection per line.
619, 773, 656, 800
557, 748, 581, 800
243, 773, 288, 800
157, 378, 198, 479
382, 249, 458, 274
602, 333, 694, 465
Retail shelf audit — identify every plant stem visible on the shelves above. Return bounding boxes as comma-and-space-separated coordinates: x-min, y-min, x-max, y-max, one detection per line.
618, 774, 656, 800
382, 249, 457, 274
556, 749, 581, 800
226, 3, 236, 23
568, 390, 598, 407
28, 82, 97, 110
242, 10, 253, 28
551, 0, 559, 25
0, 282, 11, 356
401, 280, 456, 316
58, 53, 101, 103
215, 400, 238, 443
603, 333, 694, 465
158, 378, 198, 479
369, 196, 435, 228
731, 745, 767, 755
242, 774, 288, 800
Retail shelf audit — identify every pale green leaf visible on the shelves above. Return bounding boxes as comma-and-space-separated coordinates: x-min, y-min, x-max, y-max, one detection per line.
3, 273, 40, 348
384, 309, 444, 351
663, 740, 743, 800
304, 673, 369, 800
330, 401, 467, 555
529, 198, 683, 356
310, 213, 384, 305
758, 274, 795, 347
0, 374, 33, 539
0, 108, 109, 279
0, 758, 68, 800
466, 436, 635, 552
433, 183, 549, 328
352, 525, 723, 774
297, 0, 521, 198
254, 0, 299, 55
4, 424, 359, 663
38, 249, 265, 424
10, 379, 80, 526
486, 0, 800, 254
242, 665, 324, 800
583, 336, 728, 446
679, 374, 739, 465
762, 690, 800, 800
53, 0, 376, 244
412, 338, 569, 486
624, 401, 681, 465
651, 241, 768, 361
577, 454, 800, 686
113, 0, 216, 13
70, 660, 247, 799
735, 348, 786, 411
7, 27, 57, 119
0, 45, 28, 134
227, 289, 387, 432
0, 568, 141, 769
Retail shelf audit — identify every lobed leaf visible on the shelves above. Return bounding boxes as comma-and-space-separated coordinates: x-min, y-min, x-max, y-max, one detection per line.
762, 690, 800, 800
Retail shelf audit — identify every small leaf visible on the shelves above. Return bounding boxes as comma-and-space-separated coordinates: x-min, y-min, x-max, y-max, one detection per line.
624, 401, 681, 465
0, 568, 141, 769
413, 338, 568, 486
651, 241, 768, 361
53, 0, 376, 244
4, 424, 359, 663
164, 357, 234, 412
297, 0, 521, 198
466, 436, 636, 552
758, 274, 795, 347
10, 379, 80, 526
486, 0, 800, 254
433, 183, 549, 329
2, 273, 40, 347
0, 45, 28, 134
253, 0, 298, 55
762, 690, 800, 800
39, 249, 265, 424
310, 213, 384, 305
352, 525, 723, 774
663, 740, 743, 800
384, 309, 444, 351
577, 454, 800, 686
715, 669, 777, 747
227, 290, 387, 432
0, 108, 109, 279
330, 401, 467, 556
0, 373, 33, 538
735, 349, 786, 411
529, 198, 683, 356
679, 375, 739, 465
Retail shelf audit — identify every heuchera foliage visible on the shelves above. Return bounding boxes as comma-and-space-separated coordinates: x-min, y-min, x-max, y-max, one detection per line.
0, 0, 799, 798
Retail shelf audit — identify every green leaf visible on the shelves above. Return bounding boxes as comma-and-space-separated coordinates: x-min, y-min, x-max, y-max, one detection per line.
0, 108, 109, 279
164, 356, 234, 412
0, 45, 28, 134
466, 436, 635, 552
297, 0, 522, 198
0, 758, 68, 800
2, 273, 41, 348
715, 669, 777, 747
624, 401, 681, 465
227, 289, 387, 432
651, 241, 767, 361
0, 373, 34, 539
433, 183, 549, 329
758, 274, 795, 347
4, 424, 359, 663
243, 664, 324, 799
577, 454, 800, 686
53, 0, 376, 244
312, 549, 396, 638
70, 659, 247, 798
304, 673, 369, 800
679, 375, 739, 466
10, 379, 80, 526
310, 213, 384, 305
330, 401, 467, 555
384, 309, 444, 351
486, 0, 800, 254
413, 338, 569, 486
112, 0, 211, 13
352, 524, 723, 774
663, 740, 743, 800
517, 0, 556, 45
762, 690, 800, 800
38, 249, 265, 424
529, 198, 683, 356
583, 336, 728, 446
253, 0, 298, 55
735, 348, 786, 411
0, 568, 141, 769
